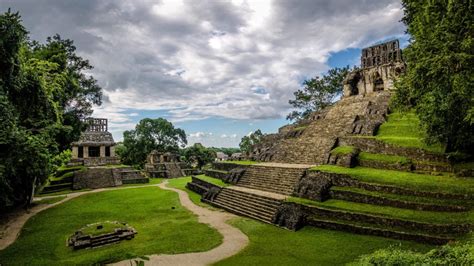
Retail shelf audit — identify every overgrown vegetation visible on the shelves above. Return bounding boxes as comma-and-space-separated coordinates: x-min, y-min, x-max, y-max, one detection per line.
351, 242, 473, 266
182, 143, 216, 169
287, 197, 472, 225
330, 146, 356, 156
393, 0, 474, 153
287, 66, 350, 121
311, 165, 474, 195
0, 10, 102, 210
239, 129, 263, 154
375, 111, 444, 153
118, 118, 187, 167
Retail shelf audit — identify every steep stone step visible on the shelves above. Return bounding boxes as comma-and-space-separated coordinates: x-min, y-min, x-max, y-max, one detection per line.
213, 197, 276, 219
218, 190, 280, 211
236, 165, 306, 195
237, 183, 294, 195
209, 187, 282, 223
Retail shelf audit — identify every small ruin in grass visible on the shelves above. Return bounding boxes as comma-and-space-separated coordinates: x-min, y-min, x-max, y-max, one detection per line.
68, 221, 137, 250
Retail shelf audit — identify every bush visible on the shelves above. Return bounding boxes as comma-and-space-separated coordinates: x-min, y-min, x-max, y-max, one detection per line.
352, 242, 474, 266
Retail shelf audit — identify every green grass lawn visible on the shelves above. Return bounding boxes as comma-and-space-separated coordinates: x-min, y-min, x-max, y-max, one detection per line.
375, 111, 444, 153
287, 197, 473, 225
167, 176, 220, 209
311, 165, 474, 195
194, 175, 229, 187
0, 186, 222, 265
331, 146, 356, 156
215, 218, 432, 266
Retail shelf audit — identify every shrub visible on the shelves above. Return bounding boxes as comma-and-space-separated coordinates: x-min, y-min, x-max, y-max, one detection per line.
352, 242, 474, 266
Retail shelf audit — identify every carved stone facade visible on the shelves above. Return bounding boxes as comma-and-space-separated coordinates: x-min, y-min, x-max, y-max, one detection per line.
145, 150, 192, 178
70, 118, 120, 166
343, 39, 405, 97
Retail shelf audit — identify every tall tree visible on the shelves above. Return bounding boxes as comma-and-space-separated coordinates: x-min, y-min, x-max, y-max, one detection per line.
239, 129, 263, 154
0, 10, 103, 210
287, 67, 350, 121
120, 118, 187, 166
183, 143, 216, 169
393, 0, 474, 152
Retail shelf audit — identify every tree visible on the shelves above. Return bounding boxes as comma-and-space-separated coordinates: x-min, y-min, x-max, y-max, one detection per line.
120, 118, 187, 166
208, 147, 241, 156
183, 143, 216, 169
0, 10, 103, 210
393, 0, 474, 152
287, 67, 350, 121
239, 129, 263, 154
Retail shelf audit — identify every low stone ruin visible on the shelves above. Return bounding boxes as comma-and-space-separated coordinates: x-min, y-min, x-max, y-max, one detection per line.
68, 221, 137, 250
145, 150, 195, 178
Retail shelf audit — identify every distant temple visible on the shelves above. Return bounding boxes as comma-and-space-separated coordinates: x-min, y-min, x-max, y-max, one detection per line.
70, 118, 120, 166
343, 39, 405, 97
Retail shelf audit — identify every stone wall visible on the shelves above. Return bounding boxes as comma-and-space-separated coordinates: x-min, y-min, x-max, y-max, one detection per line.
212, 162, 250, 171
73, 168, 122, 189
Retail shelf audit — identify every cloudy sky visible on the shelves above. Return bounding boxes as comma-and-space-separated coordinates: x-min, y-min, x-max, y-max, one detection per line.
1, 0, 407, 147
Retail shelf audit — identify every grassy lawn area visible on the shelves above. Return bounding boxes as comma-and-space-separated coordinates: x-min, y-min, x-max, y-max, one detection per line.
167, 176, 218, 208
375, 111, 444, 153
311, 165, 474, 195
331, 146, 356, 155
0, 186, 222, 265
215, 218, 432, 266
194, 175, 229, 187
287, 197, 473, 225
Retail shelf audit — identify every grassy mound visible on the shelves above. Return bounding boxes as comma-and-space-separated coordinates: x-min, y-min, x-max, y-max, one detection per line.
0, 186, 222, 265
311, 165, 474, 195
287, 197, 473, 225
375, 111, 444, 153
331, 146, 356, 156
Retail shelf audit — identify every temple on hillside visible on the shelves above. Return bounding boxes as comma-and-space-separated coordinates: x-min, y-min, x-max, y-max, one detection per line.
343, 39, 405, 97
69, 118, 120, 166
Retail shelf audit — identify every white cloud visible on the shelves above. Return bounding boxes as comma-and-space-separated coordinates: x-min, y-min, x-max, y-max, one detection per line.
5, 0, 406, 146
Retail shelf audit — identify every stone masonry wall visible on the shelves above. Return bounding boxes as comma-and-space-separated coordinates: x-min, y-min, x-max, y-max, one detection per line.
73, 168, 122, 189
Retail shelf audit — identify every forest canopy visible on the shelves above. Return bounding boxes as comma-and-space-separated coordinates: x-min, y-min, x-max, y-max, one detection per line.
0, 10, 103, 210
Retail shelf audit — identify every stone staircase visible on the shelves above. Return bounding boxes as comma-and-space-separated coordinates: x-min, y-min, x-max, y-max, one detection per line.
236, 165, 307, 195
209, 187, 282, 223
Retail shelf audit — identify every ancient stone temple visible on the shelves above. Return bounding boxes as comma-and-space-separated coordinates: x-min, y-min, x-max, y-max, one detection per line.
343, 39, 405, 97
145, 150, 193, 178
70, 118, 120, 166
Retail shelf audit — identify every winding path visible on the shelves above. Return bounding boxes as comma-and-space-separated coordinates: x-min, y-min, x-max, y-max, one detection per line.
0, 180, 249, 265
114, 180, 249, 265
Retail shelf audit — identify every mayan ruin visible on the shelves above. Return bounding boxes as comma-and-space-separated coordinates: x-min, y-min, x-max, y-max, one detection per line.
1, 1, 473, 265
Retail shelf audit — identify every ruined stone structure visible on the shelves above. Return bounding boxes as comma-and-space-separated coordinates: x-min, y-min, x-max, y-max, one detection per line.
249, 91, 391, 165
145, 150, 194, 178
185, 39, 473, 244
343, 39, 405, 97
68, 221, 137, 250
70, 118, 120, 166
